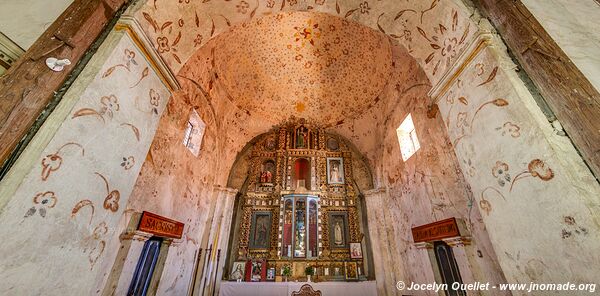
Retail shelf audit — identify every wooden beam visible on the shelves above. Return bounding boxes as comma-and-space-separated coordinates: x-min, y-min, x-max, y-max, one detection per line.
0, 0, 129, 168
472, 0, 600, 179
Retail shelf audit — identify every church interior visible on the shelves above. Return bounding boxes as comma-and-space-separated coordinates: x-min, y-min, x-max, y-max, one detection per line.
0, 0, 599, 295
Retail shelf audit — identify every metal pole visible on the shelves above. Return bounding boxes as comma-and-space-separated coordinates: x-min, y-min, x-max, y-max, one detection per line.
188, 247, 203, 296
200, 244, 213, 296
211, 249, 221, 296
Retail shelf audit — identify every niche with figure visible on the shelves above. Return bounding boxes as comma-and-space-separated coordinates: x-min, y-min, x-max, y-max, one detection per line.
292, 158, 311, 190
259, 160, 275, 184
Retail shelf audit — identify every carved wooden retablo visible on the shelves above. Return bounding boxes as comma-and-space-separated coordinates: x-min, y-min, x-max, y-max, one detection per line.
291, 284, 322, 296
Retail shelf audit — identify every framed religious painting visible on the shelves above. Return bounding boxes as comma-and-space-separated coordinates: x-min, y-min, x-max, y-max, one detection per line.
249, 211, 272, 249
349, 242, 363, 259
230, 261, 246, 281
266, 267, 276, 281
246, 259, 266, 282
326, 157, 345, 184
344, 261, 359, 281
328, 212, 349, 249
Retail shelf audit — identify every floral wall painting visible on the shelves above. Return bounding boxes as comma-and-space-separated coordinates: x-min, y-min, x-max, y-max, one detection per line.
327, 157, 344, 184
24, 191, 57, 219
0, 32, 171, 295
41, 142, 85, 181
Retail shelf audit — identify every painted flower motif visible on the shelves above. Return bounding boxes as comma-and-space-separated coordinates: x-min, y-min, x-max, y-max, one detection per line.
401, 30, 412, 42
157, 37, 170, 53
236, 0, 250, 14
528, 159, 554, 181
92, 222, 108, 240
193, 34, 203, 47
359, 2, 370, 14
288, 0, 297, 6
492, 161, 511, 187
479, 198, 492, 216
25, 191, 58, 218
496, 122, 521, 138
41, 154, 62, 181
441, 37, 458, 58
124, 49, 137, 67
96, 172, 120, 212
104, 190, 120, 212
294, 19, 321, 47
456, 112, 468, 128
510, 159, 555, 191
149, 89, 160, 114
34, 191, 57, 208
266, 0, 275, 7
120, 156, 135, 170
99, 95, 119, 118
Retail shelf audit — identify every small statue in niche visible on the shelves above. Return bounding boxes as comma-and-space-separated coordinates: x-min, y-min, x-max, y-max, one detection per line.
334, 220, 343, 246
260, 171, 273, 183
296, 127, 308, 148
260, 161, 275, 183
330, 162, 341, 183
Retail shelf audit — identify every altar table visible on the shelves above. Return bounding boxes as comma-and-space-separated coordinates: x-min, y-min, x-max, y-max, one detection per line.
219, 281, 377, 296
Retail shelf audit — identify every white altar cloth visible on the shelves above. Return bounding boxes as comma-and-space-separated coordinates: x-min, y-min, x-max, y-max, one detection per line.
219, 281, 377, 296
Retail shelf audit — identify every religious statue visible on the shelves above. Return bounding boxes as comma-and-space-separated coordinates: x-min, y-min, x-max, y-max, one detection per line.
260, 171, 272, 183
265, 170, 272, 183
296, 127, 308, 148
334, 220, 343, 246
331, 164, 340, 183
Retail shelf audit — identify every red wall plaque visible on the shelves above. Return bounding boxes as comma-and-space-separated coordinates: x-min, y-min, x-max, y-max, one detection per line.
411, 218, 461, 243
138, 211, 185, 239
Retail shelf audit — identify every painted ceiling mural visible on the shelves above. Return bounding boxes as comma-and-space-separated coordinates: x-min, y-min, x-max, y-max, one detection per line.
136, 0, 477, 85
211, 12, 393, 125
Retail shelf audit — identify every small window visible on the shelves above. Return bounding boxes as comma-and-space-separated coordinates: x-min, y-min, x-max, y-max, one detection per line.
396, 113, 420, 161
182, 110, 206, 157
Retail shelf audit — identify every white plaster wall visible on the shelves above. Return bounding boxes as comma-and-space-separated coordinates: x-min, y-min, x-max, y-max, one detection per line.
0, 0, 73, 49
522, 0, 600, 92
0, 30, 170, 295
436, 34, 600, 295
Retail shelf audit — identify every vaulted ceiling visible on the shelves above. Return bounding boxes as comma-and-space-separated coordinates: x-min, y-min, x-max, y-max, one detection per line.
209, 12, 393, 125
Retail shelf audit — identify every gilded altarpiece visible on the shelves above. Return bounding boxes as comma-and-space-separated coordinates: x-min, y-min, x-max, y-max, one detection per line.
231, 121, 369, 281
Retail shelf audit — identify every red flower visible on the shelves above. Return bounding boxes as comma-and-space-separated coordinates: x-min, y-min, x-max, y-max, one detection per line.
103, 190, 120, 212
34, 191, 57, 208
528, 159, 554, 181
41, 154, 62, 181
